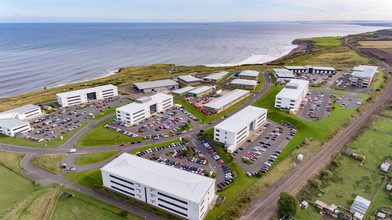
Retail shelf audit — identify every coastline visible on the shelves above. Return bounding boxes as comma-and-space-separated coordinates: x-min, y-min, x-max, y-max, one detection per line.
264, 41, 308, 64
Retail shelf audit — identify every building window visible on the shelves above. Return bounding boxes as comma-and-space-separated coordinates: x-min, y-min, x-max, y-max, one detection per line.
216, 129, 220, 132
216, 134, 219, 137
215, 138, 219, 141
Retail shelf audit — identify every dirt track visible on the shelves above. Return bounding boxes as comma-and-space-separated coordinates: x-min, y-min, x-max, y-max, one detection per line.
242, 42, 392, 219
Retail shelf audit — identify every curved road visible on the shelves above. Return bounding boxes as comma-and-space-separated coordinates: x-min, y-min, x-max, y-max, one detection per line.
242, 49, 392, 219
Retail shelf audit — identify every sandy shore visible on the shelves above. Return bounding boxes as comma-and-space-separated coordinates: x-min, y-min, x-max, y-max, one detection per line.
265, 41, 308, 64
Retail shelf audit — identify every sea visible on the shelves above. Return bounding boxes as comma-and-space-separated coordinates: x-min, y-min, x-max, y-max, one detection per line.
0, 22, 389, 98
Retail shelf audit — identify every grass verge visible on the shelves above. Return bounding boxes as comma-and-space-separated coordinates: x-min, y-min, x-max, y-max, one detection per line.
88, 107, 117, 120
31, 154, 65, 175
64, 169, 102, 189
75, 151, 119, 165
0, 151, 25, 172
76, 117, 142, 148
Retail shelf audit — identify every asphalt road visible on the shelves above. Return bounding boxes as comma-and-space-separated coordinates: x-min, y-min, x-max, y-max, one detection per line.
0, 71, 272, 219
241, 75, 392, 219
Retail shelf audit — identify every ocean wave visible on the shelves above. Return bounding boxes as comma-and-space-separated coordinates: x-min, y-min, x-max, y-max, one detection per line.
204, 44, 297, 67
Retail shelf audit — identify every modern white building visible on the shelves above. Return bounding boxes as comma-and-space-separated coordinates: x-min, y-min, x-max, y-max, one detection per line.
214, 106, 267, 153
1, 104, 42, 120
0, 104, 40, 137
133, 79, 179, 93
275, 79, 309, 111
0, 118, 31, 137
203, 89, 250, 113
351, 65, 378, 88
116, 93, 173, 125
56, 84, 118, 107
101, 153, 216, 220
203, 71, 230, 82
272, 69, 296, 82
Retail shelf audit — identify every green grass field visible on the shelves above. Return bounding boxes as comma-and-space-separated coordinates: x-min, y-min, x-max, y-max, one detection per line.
0, 122, 88, 148
52, 191, 126, 220
372, 116, 392, 132
316, 156, 383, 208
31, 154, 65, 175
174, 93, 254, 124
356, 94, 370, 100
130, 139, 182, 154
76, 117, 142, 148
64, 168, 103, 189
295, 205, 323, 220
88, 107, 117, 120
75, 151, 119, 165
298, 36, 342, 47
365, 179, 392, 219
52, 188, 143, 220
0, 166, 36, 215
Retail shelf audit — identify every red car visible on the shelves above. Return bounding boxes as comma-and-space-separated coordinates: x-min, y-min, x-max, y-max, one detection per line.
170, 134, 175, 137
120, 143, 125, 146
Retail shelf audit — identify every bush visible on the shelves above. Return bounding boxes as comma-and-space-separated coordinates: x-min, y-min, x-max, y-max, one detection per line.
242, 158, 254, 164
211, 172, 217, 178
309, 178, 322, 190
277, 192, 299, 218
320, 170, 333, 180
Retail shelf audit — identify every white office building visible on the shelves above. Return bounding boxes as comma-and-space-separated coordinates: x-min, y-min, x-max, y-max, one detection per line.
101, 153, 216, 220
351, 65, 378, 88
116, 93, 173, 125
214, 106, 267, 152
56, 84, 118, 107
275, 79, 309, 111
0, 104, 40, 137
0, 118, 31, 137
1, 104, 42, 120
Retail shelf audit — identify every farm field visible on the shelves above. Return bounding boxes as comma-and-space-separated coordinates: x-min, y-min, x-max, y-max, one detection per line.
358, 41, 392, 48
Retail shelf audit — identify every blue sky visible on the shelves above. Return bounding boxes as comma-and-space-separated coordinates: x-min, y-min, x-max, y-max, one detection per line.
1, 0, 391, 22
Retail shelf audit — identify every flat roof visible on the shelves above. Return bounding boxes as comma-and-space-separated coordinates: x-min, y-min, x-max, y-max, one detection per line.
203, 71, 229, 81
133, 79, 178, 90
116, 93, 172, 113
231, 79, 257, 86
189, 86, 214, 95
273, 69, 296, 78
2, 104, 40, 115
351, 195, 371, 215
101, 153, 215, 203
276, 79, 309, 100
352, 65, 378, 79
172, 86, 195, 95
215, 106, 267, 133
0, 118, 29, 128
57, 84, 117, 99
178, 75, 201, 83
239, 70, 259, 77
311, 66, 336, 71
284, 66, 307, 70
204, 89, 250, 110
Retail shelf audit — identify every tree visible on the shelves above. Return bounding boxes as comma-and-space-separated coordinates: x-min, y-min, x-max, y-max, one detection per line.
277, 192, 299, 218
